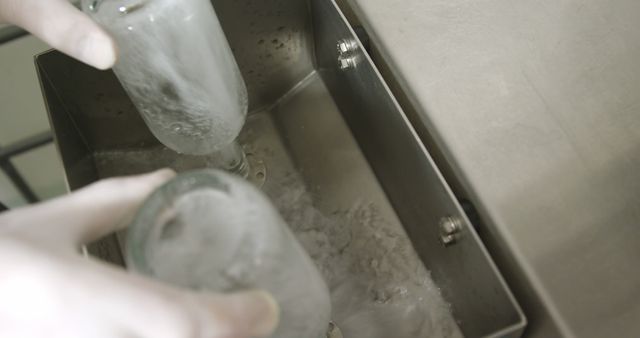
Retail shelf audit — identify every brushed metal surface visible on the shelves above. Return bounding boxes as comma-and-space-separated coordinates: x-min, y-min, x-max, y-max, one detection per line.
212, 0, 314, 112
311, 1, 525, 336
344, 0, 640, 337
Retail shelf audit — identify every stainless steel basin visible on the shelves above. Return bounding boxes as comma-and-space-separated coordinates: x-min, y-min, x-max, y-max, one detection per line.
35, 0, 525, 336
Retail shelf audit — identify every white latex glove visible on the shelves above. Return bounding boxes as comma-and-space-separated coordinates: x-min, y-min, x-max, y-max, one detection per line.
0, 0, 116, 69
0, 169, 279, 338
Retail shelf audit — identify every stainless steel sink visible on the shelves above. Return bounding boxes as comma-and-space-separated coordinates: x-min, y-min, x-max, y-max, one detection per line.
35, 0, 525, 336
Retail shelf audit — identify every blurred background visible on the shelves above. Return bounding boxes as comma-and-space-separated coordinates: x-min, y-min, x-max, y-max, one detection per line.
0, 24, 67, 208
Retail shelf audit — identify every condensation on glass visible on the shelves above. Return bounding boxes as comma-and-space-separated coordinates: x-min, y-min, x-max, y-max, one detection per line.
82, 0, 249, 176
126, 169, 332, 338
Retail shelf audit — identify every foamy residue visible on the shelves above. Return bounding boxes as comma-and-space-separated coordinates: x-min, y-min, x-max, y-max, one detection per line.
265, 171, 463, 338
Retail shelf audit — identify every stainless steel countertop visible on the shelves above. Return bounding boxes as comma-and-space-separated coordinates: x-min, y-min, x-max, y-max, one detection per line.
347, 0, 640, 337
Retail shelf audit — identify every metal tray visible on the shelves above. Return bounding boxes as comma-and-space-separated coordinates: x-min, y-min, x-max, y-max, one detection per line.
35, 0, 525, 336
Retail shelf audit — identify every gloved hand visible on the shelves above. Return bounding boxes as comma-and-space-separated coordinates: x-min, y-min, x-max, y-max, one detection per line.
0, 0, 116, 69
0, 169, 279, 338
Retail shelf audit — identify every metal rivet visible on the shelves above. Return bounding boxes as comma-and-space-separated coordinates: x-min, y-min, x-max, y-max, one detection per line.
439, 216, 462, 246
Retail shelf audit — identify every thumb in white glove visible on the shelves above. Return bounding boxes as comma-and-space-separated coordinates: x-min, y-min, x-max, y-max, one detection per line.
0, 0, 116, 69
0, 169, 279, 338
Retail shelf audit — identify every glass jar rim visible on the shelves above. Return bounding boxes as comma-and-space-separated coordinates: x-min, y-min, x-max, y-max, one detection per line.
125, 169, 240, 274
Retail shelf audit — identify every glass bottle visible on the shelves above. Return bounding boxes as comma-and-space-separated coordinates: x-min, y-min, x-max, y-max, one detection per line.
126, 169, 332, 338
81, 0, 249, 176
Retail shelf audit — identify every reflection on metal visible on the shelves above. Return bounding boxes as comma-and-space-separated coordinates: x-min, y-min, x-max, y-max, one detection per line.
118, 2, 147, 15
88, 0, 101, 12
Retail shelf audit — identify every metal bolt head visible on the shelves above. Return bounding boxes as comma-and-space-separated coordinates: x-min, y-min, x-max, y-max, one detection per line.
336, 39, 357, 55
440, 234, 456, 246
338, 56, 356, 70
439, 216, 461, 246
338, 41, 350, 54
440, 216, 460, 234
336, 39, 359, 70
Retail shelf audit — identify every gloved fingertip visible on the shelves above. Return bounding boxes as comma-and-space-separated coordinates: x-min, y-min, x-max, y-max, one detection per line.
75, 30, 117, 70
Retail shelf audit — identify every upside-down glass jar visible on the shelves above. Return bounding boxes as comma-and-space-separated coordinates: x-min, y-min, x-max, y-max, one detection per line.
126, 169, 332, 338
82, 0, 249, 176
